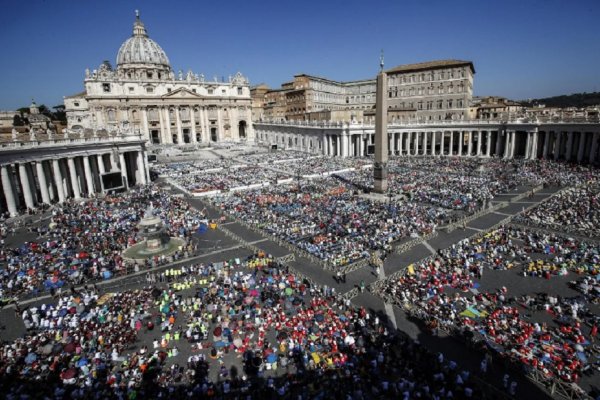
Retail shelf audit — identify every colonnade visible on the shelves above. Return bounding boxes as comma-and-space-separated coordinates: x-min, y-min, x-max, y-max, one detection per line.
255, 123, 600, 163
0, 150, 149, 217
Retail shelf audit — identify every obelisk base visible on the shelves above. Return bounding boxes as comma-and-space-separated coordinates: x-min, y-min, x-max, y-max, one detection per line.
373, 162, 388, 193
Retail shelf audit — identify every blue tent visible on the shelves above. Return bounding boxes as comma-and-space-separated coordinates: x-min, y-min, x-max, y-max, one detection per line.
197, 224, 208, 234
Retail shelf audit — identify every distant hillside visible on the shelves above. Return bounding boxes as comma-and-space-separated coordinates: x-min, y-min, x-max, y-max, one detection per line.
521, 92, 600, 108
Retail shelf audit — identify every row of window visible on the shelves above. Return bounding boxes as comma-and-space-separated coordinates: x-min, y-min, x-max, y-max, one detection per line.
101, 83, 243, 96
388, 83, 466, 97
388, 68, 468, 85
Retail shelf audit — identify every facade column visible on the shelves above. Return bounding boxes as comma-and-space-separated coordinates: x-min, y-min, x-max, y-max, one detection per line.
67, 158, 81, 199
97, 154, 106, 175
175, 107, 183, 144
449, 131, 454, 156
119, 153, 128, 189
577, 132, 587, 162
503, 131, 511, 158
203, 107, 210, 142
52, 159, 65, 203
553, 132, 562, 160
158, 107, 166, 144
1, 165, 18, 216
590, 133, 600, 163
565, 132, 574, 161
217, 108, 223, 142
136, 151, 147, 185
141, 107, 150, 142
83, 156, 94, 195
164, 108, 172, 144
36, 161, 51, 204
190, 107, 197, 143
18, 163, 35, 210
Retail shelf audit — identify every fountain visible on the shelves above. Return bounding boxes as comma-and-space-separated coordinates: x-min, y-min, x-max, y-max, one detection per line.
123, 204, 186, 262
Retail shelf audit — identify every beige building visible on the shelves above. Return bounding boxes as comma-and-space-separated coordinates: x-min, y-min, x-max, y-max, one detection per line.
474, 96, 523, 120
256, 60, 475, 123
65, 12, 253, 145
385, 60, 475, 123
250, 84, 270, 122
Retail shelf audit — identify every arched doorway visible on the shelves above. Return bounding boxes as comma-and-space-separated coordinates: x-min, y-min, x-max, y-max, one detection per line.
239, 120, 247, 139
211, 128, 217, 142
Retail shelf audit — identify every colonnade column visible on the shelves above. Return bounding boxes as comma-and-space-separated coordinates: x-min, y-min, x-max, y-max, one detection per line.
67, 158, 81, 199
18, 163, 34, 210
1, 165, 17, 216
543, 132, 550, 159
35, 161, 51, 204
565, 132, 574, 161
52, 159, 65, 203
398, 132, 403, 155
430, 132, 436, 156
164, 108, 172, 144
467, 131, 473, 156
590, 133, 599, 163
476, 131, 482, 156
458, 131, 463, 156
449, 131, 454, 156
577, 132, 587, 162
554, 132, 562, 160
83, 156, 94, 195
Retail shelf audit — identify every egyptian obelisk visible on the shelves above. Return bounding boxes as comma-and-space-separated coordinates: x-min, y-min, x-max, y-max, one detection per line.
373, 51, 388, 194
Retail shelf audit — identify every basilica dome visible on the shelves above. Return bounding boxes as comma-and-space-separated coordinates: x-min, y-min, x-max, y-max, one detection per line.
116, 12, 171, 70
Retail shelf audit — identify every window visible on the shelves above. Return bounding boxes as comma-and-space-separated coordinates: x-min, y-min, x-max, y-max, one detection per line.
222, 89, 226, 94
147, 72, 153, 79
192, 89, 196, 93
167, 88, 172, 92
208, 88, 214, 94
74, 102, 80, 107
237, 87, 243, 95
102, 83, 110, 93
447, 100, 453, 109
437, 100, 443, 109
146, 87, 154, 93
129, 87, 134, 93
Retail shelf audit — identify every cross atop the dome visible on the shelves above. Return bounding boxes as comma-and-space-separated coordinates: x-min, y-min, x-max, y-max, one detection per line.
135, 9, 140, 19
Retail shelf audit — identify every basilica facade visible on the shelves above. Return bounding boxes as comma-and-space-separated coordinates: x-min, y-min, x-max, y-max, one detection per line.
65, 12, 253, 145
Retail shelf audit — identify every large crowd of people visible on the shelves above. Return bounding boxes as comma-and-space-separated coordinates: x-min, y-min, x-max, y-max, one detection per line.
0, 187, 203, 299
172, 166, 290, 195
514, 184, 600, 238
1, 255, 489, 399
377, 225, 600, 386
211, 180, 445, 266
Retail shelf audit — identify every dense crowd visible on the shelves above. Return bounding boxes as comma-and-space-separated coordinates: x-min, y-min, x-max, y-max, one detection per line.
172, 166, 290, 194
211, 180, 445, 266
514, 184, 600, 238
152, 160, 234, 178
378, 225, 600, 386
1, 255, 488, 399
0, 187, 203, 299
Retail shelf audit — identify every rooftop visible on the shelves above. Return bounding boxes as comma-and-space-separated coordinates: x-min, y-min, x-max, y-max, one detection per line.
386, 59, 475, 74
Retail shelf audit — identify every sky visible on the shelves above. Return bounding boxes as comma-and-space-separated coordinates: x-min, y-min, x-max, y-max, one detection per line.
0, 0, 599, 110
